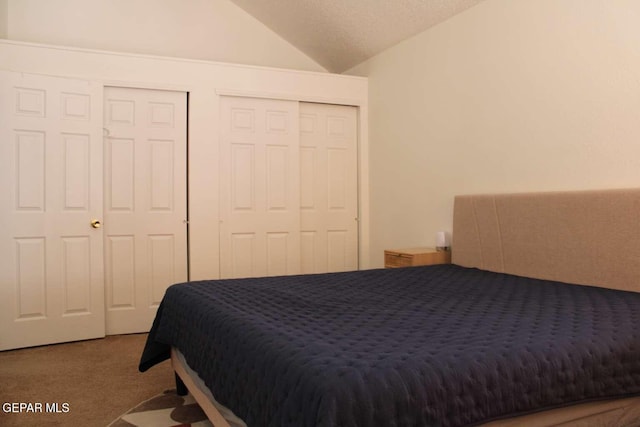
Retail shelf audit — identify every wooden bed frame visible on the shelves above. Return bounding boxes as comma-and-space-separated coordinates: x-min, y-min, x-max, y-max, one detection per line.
172, 188, 640, 426
172, 348, 234, 427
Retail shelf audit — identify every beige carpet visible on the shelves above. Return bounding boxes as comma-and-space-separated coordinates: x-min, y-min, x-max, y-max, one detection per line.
0, 334, 174, 427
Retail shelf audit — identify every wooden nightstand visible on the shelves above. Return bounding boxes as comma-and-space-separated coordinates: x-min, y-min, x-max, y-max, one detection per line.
384, 247, 451, 268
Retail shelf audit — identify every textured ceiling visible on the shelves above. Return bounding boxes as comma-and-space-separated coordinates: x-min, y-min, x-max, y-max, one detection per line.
229, 0, 486, 73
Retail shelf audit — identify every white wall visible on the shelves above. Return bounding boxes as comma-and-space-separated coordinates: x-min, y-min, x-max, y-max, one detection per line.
5, 0, 325, 72
347, 0, 640, 267
0, 0, 7, 38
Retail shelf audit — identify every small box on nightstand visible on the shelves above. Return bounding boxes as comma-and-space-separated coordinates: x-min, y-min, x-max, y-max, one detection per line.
384, 247, 451, 268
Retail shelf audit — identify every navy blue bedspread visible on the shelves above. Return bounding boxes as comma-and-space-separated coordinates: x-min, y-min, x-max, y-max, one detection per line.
139, 265, 640, 426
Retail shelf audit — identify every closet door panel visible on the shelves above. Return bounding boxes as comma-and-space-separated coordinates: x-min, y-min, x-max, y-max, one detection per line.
220, 96, 300, 279
0, 71, 104, 351
103, 87, 187, 335
220, 98, 357, 279
300, 103, 358, 274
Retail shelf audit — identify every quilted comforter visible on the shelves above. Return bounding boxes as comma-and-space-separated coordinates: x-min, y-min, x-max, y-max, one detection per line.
139, 264, 640, 426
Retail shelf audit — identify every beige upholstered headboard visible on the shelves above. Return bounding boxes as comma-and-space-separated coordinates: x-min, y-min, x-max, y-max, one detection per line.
452, 188, 640, 293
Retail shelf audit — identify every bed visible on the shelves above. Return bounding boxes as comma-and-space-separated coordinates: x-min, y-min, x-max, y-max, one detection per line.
139, 188, 640, 426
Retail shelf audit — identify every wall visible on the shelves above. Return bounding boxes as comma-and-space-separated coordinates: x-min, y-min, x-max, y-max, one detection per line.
0, 0, 7, 38
0, 40, 368, 278
347, 0, 640, 267
5, 0, 324, 72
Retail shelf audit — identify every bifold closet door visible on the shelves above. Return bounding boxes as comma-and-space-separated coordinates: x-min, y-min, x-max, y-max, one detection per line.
0, 71, 105, 350
219, 96, 301, 279
299, 102, 358, 273
103, 87, 187, 335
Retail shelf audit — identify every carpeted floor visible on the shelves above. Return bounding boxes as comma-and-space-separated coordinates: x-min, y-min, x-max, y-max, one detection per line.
0, 334, 174, 427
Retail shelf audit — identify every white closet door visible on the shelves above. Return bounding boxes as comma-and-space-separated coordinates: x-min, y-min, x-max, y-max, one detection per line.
219, 96, 300, 279
103, 87, 187, 334
0, 71, 105, 350
300, 103, 358, 273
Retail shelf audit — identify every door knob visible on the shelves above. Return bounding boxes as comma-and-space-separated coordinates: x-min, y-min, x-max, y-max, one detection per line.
91, 219, 102, 229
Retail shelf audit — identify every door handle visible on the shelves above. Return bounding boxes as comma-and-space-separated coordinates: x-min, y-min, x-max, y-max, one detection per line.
91, 219, 102, 229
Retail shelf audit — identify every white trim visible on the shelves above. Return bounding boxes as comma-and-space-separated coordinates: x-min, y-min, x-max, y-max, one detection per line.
103, 80, 193, 93
0, 39, 364, 81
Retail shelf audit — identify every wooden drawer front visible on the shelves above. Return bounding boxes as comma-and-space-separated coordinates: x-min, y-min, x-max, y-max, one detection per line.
385, 252, 414, 268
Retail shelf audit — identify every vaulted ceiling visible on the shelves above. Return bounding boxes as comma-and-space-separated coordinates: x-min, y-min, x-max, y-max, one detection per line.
229, 0, 486, 73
